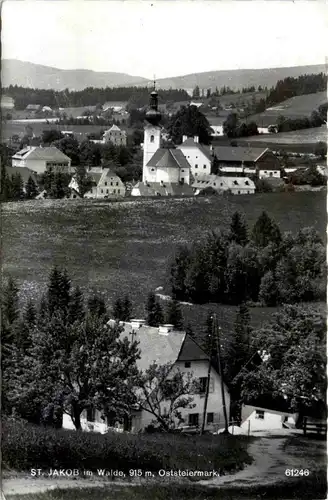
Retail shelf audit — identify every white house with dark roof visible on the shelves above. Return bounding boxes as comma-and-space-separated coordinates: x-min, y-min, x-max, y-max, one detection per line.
192, 174, 255, 195
177, 135, 212, 177
12, 146, 71, 174
63, 319, 230, 434
69, 167, 125, 199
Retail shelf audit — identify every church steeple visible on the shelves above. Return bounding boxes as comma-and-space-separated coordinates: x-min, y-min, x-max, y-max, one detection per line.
146, 78, 161, 126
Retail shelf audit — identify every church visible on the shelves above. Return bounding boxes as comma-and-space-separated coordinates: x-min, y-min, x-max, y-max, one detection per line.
131, 87, 194, 197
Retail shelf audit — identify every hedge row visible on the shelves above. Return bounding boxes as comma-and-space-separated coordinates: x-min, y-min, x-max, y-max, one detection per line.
2, 419, 251, 474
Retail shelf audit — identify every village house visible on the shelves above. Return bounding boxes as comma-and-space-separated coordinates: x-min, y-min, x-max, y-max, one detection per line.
192, 174, 255, 195
1, 95, 15, 110
103, 125, 127, 146
177, 135, 212, 177
62, 319, 230, 434
210, 146, 282, 179
12, 146, 72, 175
69, 167, 125, 199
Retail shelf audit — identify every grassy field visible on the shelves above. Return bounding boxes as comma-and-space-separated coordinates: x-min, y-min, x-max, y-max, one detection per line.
243, 126, 327, 145
2, 192, 325, 337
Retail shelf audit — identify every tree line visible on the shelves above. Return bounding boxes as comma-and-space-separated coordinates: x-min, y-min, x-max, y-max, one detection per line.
3, 85, 190, 110
169, 211, 326, 307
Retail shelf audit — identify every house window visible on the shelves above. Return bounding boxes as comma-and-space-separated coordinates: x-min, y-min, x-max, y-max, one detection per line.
264, 170, 267, 174
238, 190, 241, 194
116, 182, 119, 186
181, 170, 184, 173
151, 168, 155, 171
184, 361, 191, 368
213, 182, 216, 186
255, 410, 265, 420
220, 183, 223, 186
106, 189, 109, 194
111, 182, 113, 186
113, 189, 116, 194
86, 407, 95, 422
207, 413, 214, 424
105, 182, 107, 186
150, 135, 154, 143
195, 173, 197, 176
269, 172, 273, 177
188, 413, 199, 426
101, 189, 103, 193
118, 189, 120, 194
274, 171, 277, 174
195, 164, 198, 168
199, 377, 207, 394
203, 165, 206, 169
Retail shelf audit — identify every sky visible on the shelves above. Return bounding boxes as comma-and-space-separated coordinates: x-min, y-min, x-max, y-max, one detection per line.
1, 0, 327, 79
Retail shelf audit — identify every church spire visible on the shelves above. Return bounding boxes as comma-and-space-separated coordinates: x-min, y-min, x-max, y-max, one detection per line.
146, 76, 161, 125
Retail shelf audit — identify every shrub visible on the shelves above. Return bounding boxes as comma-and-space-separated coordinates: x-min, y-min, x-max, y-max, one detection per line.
2, 419, 251, 475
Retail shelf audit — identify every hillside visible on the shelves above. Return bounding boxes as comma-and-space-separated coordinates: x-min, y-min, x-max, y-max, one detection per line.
1, 59, 148, 91
155, 65, 327, 91
2, 60, 326, 92
248, 91, 327, 126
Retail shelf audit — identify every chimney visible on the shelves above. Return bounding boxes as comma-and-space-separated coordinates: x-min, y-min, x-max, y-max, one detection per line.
130, 319, 146, 329
182, 135, 188, 143
158, 324, 174, 335
194, 136, 199, 143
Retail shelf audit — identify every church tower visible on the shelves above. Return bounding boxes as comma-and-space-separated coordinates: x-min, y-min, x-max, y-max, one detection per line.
142, 82, 162, 182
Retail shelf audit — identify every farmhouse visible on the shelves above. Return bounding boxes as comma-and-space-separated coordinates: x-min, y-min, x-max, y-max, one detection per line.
192, 174, 255, 195
69, 167, 125, 199
103, 124, 127, 146
1, 95, 15, 110
62, 319, 230, 434
12, 146, 72, 174
210, 145, 282, 179
25, 104, 41, 112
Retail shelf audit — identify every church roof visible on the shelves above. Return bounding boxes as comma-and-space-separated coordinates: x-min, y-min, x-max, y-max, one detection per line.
132, 182, 194, 197
147, 148, 191, 170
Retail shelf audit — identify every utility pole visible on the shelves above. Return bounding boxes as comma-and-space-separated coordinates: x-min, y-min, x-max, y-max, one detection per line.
200, 319, 213, 435
213, 314, 229, 433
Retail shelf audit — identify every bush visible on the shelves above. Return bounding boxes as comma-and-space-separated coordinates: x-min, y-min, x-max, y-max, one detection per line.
2, 419, 251, 475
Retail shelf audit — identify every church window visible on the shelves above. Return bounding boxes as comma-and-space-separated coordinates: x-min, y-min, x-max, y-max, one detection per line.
150, 135, 155, 143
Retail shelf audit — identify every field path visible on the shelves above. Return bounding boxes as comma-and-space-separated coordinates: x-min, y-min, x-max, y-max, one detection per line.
2, 430, 326, 497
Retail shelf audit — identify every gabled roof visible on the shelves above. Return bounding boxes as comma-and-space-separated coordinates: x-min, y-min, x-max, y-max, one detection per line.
108, 124, 121, 132
108, 320, 186, 372
133, 182, 194, 197
177, 139, 212, 161
12, 147, 71, 163
177, 335, 209, 362
192, 174, 255, 190
210, 146, 268, 163
147, 148, 191, 170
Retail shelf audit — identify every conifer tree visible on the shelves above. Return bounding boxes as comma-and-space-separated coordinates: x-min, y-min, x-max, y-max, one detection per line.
113, 295, 132, 321
166, 299, 184, 330
68, 286, 85, 324
88, 293, 107, 318
251, 211, 281, 248
146, 292, 164, 327
11, 172, 24, 200
47, 266, 71, 318
25, 176, 38, 199
229, 212, 248, 246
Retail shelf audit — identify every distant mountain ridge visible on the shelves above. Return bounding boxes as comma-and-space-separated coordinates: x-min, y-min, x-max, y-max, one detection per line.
1, 60, 149, 91
2, 59, 326, 92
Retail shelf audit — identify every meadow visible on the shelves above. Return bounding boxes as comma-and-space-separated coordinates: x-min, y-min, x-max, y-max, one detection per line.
244, 125, 327, 145
2, 192, 325, 338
